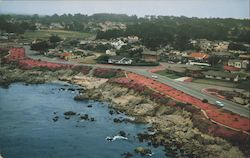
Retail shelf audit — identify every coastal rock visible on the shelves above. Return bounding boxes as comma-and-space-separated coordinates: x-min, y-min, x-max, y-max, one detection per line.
119, 130, 126, 137
134, 147, 152, 156
87, 104, 92, 108
80, 114, 89, 120
64, 111, 76, 116
74, 94, 89, 101
53, 116, 59, 122
65, 116, 70, 119
113, 118, 122, 123
121, 152, 133, 158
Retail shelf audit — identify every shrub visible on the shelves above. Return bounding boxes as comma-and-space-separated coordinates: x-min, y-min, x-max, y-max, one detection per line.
93, 68, 122, 78
72, 65, 92, 75
202, 99, 208, 103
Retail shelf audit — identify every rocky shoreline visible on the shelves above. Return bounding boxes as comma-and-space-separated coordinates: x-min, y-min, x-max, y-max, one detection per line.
0, 64, 246, 158
75, 83, 245, 158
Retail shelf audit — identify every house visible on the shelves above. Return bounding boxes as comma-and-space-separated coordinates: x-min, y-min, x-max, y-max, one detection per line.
239, 54, 250, 60
185, 66, 204, 78
189, 52, 209, 61
188, 61, 211, 66
187, 52, 210, 66
213, 41, 229, 52
142, 49, 161, 62
202, 70, 247, 82
211, 52, 233, 59
106, 49, 116, 56
49, 23, 64, 30
110, 40, 126, 50
61, 52, 73, 60
223, 66, 240, 72
108, 56, 132, 65
127, 36, 139, 43
228, 59, 249, 69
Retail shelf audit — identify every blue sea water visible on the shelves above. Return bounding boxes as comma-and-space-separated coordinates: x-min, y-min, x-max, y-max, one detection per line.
0, 83, 169, 158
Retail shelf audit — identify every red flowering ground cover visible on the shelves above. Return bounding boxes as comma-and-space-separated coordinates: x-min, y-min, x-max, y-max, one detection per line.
127, 73, 250, 133
18, 59, 73, 70
109, 77, 172, 105
4, 47, 74, 70
5, 48, 26, 62
111, 75, 250, 150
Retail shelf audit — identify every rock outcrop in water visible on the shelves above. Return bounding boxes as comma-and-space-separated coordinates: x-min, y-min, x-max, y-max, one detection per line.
78, 83, 245, 158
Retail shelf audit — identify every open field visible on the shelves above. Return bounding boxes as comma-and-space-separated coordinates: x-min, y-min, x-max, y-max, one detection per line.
22, 29, 93, 40
156, 70, 184, 79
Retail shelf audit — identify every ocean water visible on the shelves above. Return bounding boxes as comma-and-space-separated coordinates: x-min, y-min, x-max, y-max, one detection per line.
0, 83, 168, 158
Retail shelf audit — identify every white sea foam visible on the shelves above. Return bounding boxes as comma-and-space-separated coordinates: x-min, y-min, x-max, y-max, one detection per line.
106, 135, 128, 141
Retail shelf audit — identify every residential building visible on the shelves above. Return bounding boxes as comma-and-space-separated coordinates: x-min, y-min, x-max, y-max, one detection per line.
239, 54, 250, 60
202, 70, 247, 82
228, 59, 249, 69
189, 52, 209, 60
223, 66, 240, 72
127, 36, 139, 43
108, 56, 132, 65
142, 49, 161, 62
106, 49, 116, 56
110, 40, 126, 50
211, 52, 233, 59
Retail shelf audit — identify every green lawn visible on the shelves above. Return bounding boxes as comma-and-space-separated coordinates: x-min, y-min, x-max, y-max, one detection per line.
193, 78, 238, 88
156, 70, 184, 79
22, 29, 93, 40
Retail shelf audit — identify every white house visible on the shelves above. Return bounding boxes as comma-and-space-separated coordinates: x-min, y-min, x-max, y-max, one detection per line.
106, 49, 116, 56
110, 40, 126, 50
127, 36, 139, 43
228, 59, 249, 69
108, 56, 132, 65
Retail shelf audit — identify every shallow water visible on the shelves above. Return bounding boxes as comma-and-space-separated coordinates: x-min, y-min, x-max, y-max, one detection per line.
0, 83, 169, 158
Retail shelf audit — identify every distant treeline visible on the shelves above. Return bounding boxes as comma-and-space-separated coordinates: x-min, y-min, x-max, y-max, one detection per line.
0, 13, 249, 50
96, 16, 250, 50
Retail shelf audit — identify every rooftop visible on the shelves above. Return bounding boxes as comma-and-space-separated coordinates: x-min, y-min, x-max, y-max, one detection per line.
189, 52, 209, 59
224, 66, 240, 71
142, 49, 161, 55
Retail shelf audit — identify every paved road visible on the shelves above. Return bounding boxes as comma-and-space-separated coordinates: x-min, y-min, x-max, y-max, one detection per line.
24, 46, 250, 118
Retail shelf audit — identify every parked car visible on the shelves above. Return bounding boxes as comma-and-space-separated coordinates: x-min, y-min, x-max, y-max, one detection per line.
215, 101, 224, 107
151, 75, 158, 79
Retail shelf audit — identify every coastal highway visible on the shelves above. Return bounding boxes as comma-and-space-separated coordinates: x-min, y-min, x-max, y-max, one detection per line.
24, 46, 250, 118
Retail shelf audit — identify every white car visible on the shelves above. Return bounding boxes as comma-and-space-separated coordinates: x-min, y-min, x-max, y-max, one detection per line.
215, 101, 224, 107
151, 75, 158, 79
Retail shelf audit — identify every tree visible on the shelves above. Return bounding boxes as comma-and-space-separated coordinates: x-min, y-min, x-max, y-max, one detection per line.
96, 55, 110, 63
208, 55, 221, 67
228, 42, 247, 51
31, 41, 49, 52
49, 35, 62, 44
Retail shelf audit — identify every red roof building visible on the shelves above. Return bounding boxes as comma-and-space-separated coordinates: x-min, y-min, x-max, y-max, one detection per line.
224, 66, 240, 72
189, 52, 209, 60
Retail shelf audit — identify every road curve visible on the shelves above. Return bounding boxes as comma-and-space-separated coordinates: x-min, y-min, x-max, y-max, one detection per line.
24, 46, 250, 118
